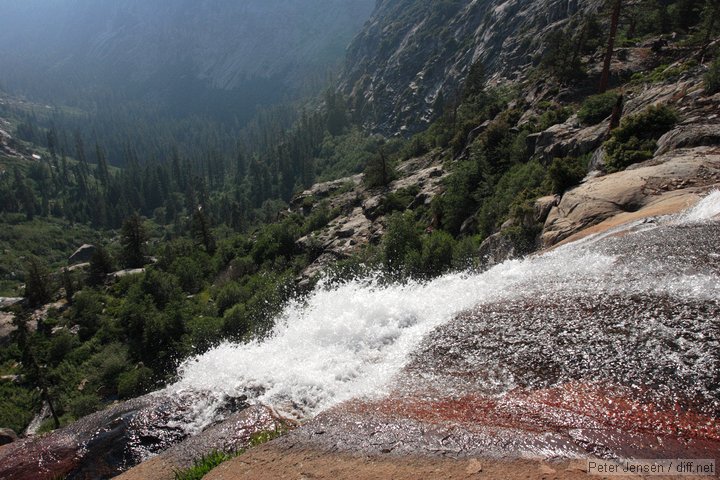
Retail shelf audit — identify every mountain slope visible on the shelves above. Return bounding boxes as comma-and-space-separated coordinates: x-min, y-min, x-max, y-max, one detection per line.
0, 0, 374, 113
339, 0, 604, 135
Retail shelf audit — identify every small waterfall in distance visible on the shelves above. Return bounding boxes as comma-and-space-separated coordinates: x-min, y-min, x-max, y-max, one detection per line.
166, 191, 720, 436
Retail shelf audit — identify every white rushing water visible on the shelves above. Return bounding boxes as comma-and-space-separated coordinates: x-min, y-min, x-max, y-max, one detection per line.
167, 191, 720, 433
682, 189, 720, 223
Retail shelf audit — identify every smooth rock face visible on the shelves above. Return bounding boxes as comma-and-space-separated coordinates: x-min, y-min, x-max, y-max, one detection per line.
532, 119, 607, 162
216, 220, 720, 476
0, 392, 279, 480
0, 396, 151, 480
655, 124, 720, 156
477, 232, 516, 268
533, 195, 559, 223
339, 0, 605, 135
116, 405, 290, 480
542, 147, 720, 247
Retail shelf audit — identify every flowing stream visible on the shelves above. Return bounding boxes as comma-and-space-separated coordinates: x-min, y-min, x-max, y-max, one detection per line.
166, 191, 720, 436
2, 192, 719, 480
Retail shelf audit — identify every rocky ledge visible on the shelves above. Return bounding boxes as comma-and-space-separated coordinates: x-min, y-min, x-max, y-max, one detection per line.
542, 146, 720, 247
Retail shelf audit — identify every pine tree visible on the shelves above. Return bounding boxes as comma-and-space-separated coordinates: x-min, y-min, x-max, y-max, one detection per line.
191, 207, 216, 254
364, 146, 396, 188
61, 268, 76, 304
88, 246, 114, 286
25, 258, 52, 307
599, 0, 622, 93
120, 213, 147, 268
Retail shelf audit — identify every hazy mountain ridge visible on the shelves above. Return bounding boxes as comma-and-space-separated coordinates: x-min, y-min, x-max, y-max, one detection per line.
0, 0, 374, 107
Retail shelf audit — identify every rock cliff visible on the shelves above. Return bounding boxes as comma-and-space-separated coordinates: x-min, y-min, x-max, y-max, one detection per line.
339, 0, 604, 135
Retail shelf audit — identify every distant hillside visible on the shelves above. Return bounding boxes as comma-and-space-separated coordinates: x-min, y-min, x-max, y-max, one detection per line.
0, 0, 374, 118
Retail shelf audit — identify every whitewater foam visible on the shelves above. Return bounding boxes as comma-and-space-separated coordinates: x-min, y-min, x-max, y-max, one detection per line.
166, 196, 720, 434
683, 190, 720, 222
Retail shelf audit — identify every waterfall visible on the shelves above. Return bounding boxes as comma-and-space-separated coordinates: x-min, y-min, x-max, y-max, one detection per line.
166, 191, 720, 435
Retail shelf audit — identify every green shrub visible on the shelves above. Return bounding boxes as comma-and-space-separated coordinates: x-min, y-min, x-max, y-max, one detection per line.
223, 304, 252, 340
476, 160, 547, 237
604, 104, 678, 172
71, 290, 105, 341
117, 366, 154, 399
408, 230, 456, 278
187, 316, 224, 353
215, 282, 242, 315
0, 383, 38, 433
705, 57, 720, 94
302, 202, 334, 234
139, 269, 183, 309
547, 156, 588, 194
250, 221, 299, 266
170, 257, 204, 294
452, 235, 482, 269
363, 151, 397, 188
434, 160, 481, 235
67, 393, 101, 419
532, 104, 573, 132
382, 212, 422, 271
48, 330, 80, 366
381, 186, 420, 215
249, 427, 286, 446
578, 92, 620, 125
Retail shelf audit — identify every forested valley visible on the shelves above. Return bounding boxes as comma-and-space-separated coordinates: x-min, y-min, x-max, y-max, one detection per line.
0, 0, 718, 458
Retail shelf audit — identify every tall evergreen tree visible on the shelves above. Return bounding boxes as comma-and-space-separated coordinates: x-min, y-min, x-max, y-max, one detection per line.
120, 213, 147, 268
25, 258, 52, 307
599, 0, 622, 93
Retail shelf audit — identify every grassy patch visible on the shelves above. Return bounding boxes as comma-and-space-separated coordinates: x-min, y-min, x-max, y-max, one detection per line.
173, 427, 287, 480
174, 450, 235, 480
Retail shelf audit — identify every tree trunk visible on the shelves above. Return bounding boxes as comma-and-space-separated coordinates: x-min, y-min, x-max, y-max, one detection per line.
608, 93, 624, 136
599, 0, 622, 93
42, 388, 61, 429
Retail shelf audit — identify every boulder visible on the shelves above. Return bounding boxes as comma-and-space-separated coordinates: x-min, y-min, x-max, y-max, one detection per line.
533, 120, 607, 163
655, 124, 720, 156
108, 268, 146, 282
0, 428, 18, 446
587, 146, 607, 173
291, 175, 362, 208
361, 196, 384, 220
68, 244, 97, 265
0, 297, 23, 309
533, 195, 559, 223
477, 232, 516, 269
542, 147, 720, 247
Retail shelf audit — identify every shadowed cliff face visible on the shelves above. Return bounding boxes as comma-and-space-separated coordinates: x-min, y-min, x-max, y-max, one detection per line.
339, 0, 604, 135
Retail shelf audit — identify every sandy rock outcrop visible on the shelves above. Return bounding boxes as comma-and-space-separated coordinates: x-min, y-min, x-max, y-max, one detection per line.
542, 146, 720, 247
